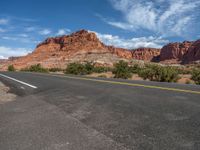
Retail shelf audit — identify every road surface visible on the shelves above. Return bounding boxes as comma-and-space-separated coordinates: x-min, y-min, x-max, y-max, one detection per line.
0, 72, 200, 150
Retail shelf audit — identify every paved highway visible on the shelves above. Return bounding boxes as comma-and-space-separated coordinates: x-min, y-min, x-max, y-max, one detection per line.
0, 72, 200, 150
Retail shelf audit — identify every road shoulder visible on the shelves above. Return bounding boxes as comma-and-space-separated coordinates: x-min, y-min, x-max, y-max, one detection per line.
0, 81, 16, 104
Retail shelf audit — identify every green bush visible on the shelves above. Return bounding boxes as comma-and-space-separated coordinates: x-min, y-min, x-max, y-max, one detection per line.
21, 64, 48, 73
129, 64, 141, 74
65, 63, 87, 75
138, 64, 179, 82
93, 66, 111, 73
112, 60, 132, 79
84, 62, 94, 74
8, 65, 16, 71
191, 69, 200, 85
65, 62, 111, 75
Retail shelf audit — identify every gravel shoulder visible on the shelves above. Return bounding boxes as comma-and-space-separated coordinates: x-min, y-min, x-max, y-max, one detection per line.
0, 81, 16, 104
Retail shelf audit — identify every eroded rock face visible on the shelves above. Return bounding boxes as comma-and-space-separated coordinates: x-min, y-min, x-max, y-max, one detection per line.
183, 40, 200, 64
3, 29, 199, 71
160, 41, 193, 63
0, 30, 134, 70
131, 48, 160, 62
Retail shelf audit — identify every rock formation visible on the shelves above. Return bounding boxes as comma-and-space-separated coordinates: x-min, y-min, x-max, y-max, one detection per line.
1, 29, 200, 71
183, 40, 200, 64
160, 41, 193, 64
0, 30, 162, 70
160, 40, 200, 64
131, 48, 160, 62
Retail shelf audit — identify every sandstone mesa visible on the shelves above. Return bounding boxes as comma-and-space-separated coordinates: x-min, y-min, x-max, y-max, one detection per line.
0, 30, 200, 70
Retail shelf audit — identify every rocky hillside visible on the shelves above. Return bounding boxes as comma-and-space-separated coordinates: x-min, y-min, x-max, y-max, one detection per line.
0, 30, 160, 70
0, 30, 200, 71
160, 40, 200, 64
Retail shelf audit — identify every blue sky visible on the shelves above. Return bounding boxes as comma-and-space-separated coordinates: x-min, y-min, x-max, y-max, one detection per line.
0, 0, 200, 58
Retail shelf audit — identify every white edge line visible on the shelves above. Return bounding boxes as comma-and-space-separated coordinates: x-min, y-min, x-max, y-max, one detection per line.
0, 73, 37, 89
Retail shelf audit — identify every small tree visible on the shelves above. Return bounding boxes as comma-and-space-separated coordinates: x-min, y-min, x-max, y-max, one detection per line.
191, 69, 200, 85
8, 65, 16, 71
112, 60, 132, 79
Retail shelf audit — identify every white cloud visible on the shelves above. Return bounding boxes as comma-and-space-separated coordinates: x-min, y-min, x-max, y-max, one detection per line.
0, 46, 32, 59
106, 0, 200, 37
0, 28, 6, 33
25, 27, 37, 32
18, 34, 29, 38
90, 31, 168, 49
56, 28, 71, 36
0, 19, 9, 25
39, 29, 51, 35
1, 35, 34, 43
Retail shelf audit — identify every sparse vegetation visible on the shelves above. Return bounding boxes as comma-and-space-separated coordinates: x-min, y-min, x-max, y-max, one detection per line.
8, 65, 16, 72
21, 64, 48, 73
129, 64, 141, 74
84, 62, 95, 74
138, 64, 180, 82
191, 69, 200, 85
65, 62, 112, 75
65, 63, 87, 75
17, 60, 200, 85
93, 66, 111, 73
112, 60, 132, 79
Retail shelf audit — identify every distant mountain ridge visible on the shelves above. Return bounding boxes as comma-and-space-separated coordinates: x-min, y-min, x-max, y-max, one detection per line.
0, 29, 200, 70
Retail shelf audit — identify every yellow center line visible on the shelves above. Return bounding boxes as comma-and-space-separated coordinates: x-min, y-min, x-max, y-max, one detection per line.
47, 74, 200, 95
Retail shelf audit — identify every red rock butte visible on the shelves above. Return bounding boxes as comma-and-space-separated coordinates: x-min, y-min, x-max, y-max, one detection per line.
0, 30, 161, 70
0, 30, 200, 70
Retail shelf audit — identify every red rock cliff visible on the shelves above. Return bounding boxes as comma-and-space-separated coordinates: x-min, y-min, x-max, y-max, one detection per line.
131, 48, 160, 61
160, 41, 193, 63
183, 40, 200, 64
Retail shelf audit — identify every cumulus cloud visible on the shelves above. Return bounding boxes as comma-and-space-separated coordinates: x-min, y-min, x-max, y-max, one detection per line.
90, 31, 168, 49
106, 0, 200, 37
39, 29, 51, 35
0, 18, 9, 25
0, 46, 31, 59
56, 28, 71, 36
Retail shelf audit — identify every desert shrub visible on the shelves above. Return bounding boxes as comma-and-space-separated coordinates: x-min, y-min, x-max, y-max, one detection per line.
191, 69, 200, 85
65, 63, 87, 75
21, 64, 48, 73
129, 64, 141, 74
84, 62, 94, 74
176, 68, 192, 75
112, 60, 132, 79
49, 68, 63, 72
138, 64, 179, 82
93, 66, 111, 73
8, 65, 16, 71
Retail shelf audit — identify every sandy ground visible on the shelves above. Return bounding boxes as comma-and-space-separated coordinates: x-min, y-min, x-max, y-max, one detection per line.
0, 81, 16, 104
87, 72, 195, 84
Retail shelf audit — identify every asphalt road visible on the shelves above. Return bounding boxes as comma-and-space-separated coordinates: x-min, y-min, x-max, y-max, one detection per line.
0, 72, 200, 150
